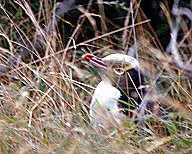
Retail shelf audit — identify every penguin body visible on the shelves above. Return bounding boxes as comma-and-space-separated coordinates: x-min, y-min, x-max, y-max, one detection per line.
83, 53, 143, 128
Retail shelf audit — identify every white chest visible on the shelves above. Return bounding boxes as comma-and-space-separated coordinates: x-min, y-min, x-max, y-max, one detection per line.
89, 81, 127, 128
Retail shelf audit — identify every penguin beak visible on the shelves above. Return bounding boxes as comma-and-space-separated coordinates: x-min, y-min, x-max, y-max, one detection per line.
82, 53, 108, 69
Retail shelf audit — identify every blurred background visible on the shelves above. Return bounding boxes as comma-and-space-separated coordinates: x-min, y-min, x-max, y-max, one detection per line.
0, 0, 191, 153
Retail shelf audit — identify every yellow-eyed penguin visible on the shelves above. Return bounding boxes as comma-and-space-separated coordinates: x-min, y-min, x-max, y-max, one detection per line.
82, 53, 164, 129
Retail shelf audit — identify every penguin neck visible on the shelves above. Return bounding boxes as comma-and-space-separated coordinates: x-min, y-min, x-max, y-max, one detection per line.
100, 73, 114, 85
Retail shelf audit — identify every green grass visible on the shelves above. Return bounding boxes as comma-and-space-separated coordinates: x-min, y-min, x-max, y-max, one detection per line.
0, 0, 191, 153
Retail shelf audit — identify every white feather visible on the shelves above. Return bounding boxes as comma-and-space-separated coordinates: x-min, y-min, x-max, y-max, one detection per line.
90, 81, 127, 128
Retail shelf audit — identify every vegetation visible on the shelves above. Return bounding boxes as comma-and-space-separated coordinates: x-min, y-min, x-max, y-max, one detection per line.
0, 0, 191, 153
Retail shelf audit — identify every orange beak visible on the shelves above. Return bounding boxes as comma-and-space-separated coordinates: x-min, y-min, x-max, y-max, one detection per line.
82, 53, 108, 69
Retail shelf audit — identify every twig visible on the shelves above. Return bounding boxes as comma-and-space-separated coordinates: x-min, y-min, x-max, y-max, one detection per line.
166, 0, 192, 71
130, 0, 143, 98
172, 0, 192, 21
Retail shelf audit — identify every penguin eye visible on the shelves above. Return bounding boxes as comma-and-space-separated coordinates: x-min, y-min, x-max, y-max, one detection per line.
113, 68, 124, 75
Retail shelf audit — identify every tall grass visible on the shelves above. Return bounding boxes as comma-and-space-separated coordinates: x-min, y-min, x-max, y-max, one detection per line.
0, 0, 191, 153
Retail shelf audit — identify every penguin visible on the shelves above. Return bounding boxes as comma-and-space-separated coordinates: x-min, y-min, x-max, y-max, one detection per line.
82, 53, 164, 130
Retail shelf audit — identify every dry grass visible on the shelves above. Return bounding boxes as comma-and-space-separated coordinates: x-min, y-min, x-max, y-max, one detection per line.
0, 0, 191, 153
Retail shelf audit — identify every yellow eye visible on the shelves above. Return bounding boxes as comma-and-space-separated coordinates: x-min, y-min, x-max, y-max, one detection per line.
113, 68, 124, 75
